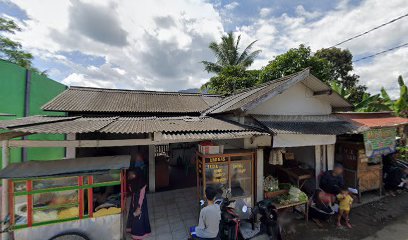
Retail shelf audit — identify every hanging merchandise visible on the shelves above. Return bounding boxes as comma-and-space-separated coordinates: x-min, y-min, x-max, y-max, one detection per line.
269, 148, 285, 165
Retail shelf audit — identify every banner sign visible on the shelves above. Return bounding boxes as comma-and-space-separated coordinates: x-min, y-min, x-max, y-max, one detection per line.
363, 128, 396, 157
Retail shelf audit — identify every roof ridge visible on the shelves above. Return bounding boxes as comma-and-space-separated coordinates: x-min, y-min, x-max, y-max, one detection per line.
204, 68, 310, 114
228, 68, 311, 96
69, 86, 221, 97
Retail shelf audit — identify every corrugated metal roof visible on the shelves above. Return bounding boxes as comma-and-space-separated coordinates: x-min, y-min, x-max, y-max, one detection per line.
162, 131, 266, 141
42, 86, 222, 113
254, 115, 362, 135
0, 116, 78, 129
100, 116, 250, 134
336, 112, 408, 128
0, 116, 261, 135
0, 155, 130, 179
205, 69, 352, 114
0, 113, 15, 116
12, 117, 116, 134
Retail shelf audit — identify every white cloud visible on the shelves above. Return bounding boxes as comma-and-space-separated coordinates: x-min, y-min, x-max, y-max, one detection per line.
6, 0, 408, 97
10, 0, 224, 91
259, 8, 271, 18
237, 0, 408, 96
295, 5, 321, 20
224, 2, 239, 10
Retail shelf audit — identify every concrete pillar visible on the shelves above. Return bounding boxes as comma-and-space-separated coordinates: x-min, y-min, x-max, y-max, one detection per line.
66, 133, 76, 158
315, 145, 322, 185
2, 141, 9, 240
327, 144, 335, 170
256, 148, 264, 202
148, 145, 155, 192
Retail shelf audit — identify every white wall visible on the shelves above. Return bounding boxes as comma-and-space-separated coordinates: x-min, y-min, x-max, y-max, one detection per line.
248, 83, 332, 115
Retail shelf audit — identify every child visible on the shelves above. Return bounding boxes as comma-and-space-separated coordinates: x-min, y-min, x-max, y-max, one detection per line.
337, 187, 353, 228
191, 186, 221, 239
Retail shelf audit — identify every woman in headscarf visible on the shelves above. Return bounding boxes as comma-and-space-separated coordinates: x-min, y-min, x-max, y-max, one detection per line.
126, 169, 151, 239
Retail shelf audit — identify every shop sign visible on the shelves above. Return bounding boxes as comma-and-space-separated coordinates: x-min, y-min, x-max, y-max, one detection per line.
363, 127, 396, 157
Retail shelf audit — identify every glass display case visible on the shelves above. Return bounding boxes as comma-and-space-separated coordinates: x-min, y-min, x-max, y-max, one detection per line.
196, 150, 255, 212
8, 170, 125, 229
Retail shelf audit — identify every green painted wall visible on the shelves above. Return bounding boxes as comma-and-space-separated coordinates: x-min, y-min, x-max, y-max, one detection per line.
0, 60, 66, 165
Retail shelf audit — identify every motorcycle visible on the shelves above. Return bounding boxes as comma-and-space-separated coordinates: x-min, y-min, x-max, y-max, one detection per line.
240, 200, 283, 240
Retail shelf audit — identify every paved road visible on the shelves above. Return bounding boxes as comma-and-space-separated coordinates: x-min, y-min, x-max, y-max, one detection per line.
362, 214, 408, 240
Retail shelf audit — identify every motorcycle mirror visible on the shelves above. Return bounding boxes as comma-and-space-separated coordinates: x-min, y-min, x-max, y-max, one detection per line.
242, 205, 248, 213
200, 200, 205, 206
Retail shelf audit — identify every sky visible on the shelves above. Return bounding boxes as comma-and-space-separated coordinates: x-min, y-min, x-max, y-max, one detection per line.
0, 0, 407, 98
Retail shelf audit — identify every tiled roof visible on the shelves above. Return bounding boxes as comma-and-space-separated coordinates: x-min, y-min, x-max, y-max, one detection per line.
42, 86, 222, 114
0, 116, 262, 135
205, 69, 352, 114
253, 115, 362, 135
336, 112, 408, 128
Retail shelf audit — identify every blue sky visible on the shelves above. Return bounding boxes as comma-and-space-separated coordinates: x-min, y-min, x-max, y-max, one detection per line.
1, 0, 407, 97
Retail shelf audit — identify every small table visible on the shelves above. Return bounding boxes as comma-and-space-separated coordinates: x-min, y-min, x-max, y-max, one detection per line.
274, 200, 309, 223
276, 166, 313, 189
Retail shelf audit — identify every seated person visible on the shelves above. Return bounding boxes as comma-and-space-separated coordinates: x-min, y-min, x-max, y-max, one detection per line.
319, 163, 345, 195
383, 153, 408, 196
309, 189, 335, 227
193, 186, 221, 240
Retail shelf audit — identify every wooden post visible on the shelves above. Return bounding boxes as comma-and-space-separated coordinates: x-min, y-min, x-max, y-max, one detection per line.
2, 140, 9, 240
315, 145, 322, 187
327, 144, 335, 170
148, 145, 155, 192
256, 148, 264, 202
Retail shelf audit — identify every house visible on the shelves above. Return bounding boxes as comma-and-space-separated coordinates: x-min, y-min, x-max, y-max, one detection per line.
2, 68, 408, 239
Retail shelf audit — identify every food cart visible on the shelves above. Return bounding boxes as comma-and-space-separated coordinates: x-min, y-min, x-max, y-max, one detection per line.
0, 155, 130, 240
196, 149, 255, 216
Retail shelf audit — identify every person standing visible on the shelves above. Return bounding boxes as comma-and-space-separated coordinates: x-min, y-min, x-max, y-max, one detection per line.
126, 169, 151, 240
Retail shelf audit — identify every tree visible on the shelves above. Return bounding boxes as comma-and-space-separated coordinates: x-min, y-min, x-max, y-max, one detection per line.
353, 93, 390, 112
259, 44, 333, 84
315, 48, 367, 104
0, 17, 44, 74
201, 65, 259, 95
201, 32, 261, 74
380, 76, 408, 117
259, 45, 367, 104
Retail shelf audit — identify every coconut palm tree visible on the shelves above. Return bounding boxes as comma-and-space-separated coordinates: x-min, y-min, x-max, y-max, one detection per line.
202, 32, 261, 74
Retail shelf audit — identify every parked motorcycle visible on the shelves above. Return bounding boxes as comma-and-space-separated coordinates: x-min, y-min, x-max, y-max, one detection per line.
215, 197, 240, 240
240, 200, 283, 240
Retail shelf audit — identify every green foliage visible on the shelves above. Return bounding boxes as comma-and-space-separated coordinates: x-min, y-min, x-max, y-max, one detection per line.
201, 65, 259, 95
315, 48, 367, 103
354, 93, 390, 112
380, 76, 408, 117
259, 44, 332, 84
201, 32, 261, 74
0, 17, 44, 74
259, 45, 367, 105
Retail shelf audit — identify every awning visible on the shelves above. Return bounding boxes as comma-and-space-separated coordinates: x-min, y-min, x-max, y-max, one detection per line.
161, 131, 266, 141
0, 155, 131, 179
336, 112, 408, 129
0, 116, 261, 135
253, 115, 362, 135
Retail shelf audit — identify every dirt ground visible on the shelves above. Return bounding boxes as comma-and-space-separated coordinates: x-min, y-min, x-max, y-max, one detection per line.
286, 191, 408, 240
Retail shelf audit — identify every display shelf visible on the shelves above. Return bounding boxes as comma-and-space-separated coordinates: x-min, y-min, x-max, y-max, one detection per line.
8, 170, 124, 230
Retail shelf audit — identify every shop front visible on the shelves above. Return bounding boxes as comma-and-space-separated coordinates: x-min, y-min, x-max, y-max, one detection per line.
335, 112, 408, 200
